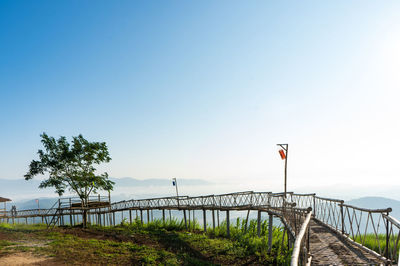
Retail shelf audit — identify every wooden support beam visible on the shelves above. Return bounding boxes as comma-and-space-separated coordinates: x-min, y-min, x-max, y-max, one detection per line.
203, 209, 207, 232
183, 210, 187, 229
212, 210, 215, 230
188, 209, 191, 230
192, 210, 195, 229
244, 209, 250, 232
226, 210, 230, 238
257, 210, 261, 237
268, 213, 273, 253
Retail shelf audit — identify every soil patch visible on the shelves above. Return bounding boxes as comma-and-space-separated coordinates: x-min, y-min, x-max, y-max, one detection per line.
0, 252, 61, 266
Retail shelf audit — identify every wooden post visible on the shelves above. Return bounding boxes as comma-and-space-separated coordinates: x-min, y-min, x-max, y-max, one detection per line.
281, 227, 286, 254
108, 190, 112, 227
203, 209, 207, 232
268, 214, 273, 253
313, 194, 316, 217
162, 209, 165, 223
244, 209, 250, 232
212, 210, 215, 230
183, 210, 187, 229
188, 209, 191, 230
169, 209, 171, 221
140, 210, 143, 225
69, 198, 72, 226
340, 202, 344, 234
147, 210, 150, 224
217, 210, 220, 227
226, 210, 230, 238
112, 212, 115, 226
386, 210, 390, 260
151, 209, 153, 221
129, 210, 132, 225
257, 210, 261, 237
193, 210, 196, 230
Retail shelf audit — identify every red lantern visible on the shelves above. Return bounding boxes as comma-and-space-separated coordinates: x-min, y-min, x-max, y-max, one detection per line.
279, 149, 286, 160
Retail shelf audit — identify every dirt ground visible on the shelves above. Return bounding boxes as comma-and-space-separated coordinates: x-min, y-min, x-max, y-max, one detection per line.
0, 230, 62, 265
0, 252, 60, 266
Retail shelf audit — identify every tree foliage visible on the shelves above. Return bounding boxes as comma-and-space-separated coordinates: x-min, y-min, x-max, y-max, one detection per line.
25, 133, 114, 201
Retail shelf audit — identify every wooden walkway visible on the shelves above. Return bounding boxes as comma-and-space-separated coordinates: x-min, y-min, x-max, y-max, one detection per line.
309, 219, 384, 265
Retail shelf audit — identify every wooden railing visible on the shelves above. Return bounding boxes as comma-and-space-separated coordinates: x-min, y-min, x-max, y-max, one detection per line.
291, 193, 396, 264
291, 209, 312, 266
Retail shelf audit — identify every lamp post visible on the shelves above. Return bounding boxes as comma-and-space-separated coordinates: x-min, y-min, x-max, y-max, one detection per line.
277, 144, 288, 200
172, 178, 179, 207
36, 199, 40, 214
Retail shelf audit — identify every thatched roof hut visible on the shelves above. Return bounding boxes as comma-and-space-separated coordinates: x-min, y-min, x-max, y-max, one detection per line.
0, 197, 11, 202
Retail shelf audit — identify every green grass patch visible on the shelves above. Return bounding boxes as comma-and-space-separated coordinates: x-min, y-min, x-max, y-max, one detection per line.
0, 217, 291, 265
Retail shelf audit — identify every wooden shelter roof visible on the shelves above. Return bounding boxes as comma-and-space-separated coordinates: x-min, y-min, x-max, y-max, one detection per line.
0, 197, 11, 202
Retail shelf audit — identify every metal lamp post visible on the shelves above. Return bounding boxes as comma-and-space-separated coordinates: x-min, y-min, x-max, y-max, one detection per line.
277, 144, 288, 200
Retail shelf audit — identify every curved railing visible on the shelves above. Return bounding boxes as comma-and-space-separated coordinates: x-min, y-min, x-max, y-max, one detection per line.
291, 210, 312, 266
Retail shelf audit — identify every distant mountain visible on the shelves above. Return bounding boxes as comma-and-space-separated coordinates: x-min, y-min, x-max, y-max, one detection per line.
110, 177, 212, 187
346, 197, 400, 220
0, 177, 213, 207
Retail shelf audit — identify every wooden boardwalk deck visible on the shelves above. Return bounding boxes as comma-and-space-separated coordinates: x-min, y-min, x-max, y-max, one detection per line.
309, 219, 384, 265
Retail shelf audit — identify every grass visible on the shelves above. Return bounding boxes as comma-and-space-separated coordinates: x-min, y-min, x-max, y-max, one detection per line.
0, 218, 291, 265
352, 234, 399, 262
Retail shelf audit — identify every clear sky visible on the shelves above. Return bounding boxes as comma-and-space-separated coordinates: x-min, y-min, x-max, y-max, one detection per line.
1, 1, 400, 197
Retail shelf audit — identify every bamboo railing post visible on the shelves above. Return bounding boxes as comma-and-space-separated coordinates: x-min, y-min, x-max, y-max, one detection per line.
188, 209, 191, 230
212, 210, 215, 230
69, 198, 72, 226
268, 213, 273, 253
244, 209, 250, 232
203, 209, 207, 232
340, 202, 344, 234
257, 210, 261, 237
183, 209, 188, 229
386, 210, 390, 260
313, 194, 316, 217
226, 210, 230, 238
108, 191, 112, 226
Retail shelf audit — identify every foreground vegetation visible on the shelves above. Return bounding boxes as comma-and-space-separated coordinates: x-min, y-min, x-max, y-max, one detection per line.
353, 234, 399, 262
0, 218, 291, 265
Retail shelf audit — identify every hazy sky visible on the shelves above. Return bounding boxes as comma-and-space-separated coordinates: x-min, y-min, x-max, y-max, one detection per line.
1, 1, 399, 197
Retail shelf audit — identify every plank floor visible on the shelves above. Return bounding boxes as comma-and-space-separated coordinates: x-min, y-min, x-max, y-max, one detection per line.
309, 219, 384, 265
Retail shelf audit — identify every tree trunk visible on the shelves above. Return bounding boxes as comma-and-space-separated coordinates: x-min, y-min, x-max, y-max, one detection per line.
82, 199, 87, 228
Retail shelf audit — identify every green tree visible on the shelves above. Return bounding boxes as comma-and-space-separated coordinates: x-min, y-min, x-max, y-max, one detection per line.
25, 133, 114, 226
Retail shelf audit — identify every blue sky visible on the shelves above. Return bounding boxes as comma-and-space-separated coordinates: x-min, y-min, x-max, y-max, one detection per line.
1, 1, 400, 198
